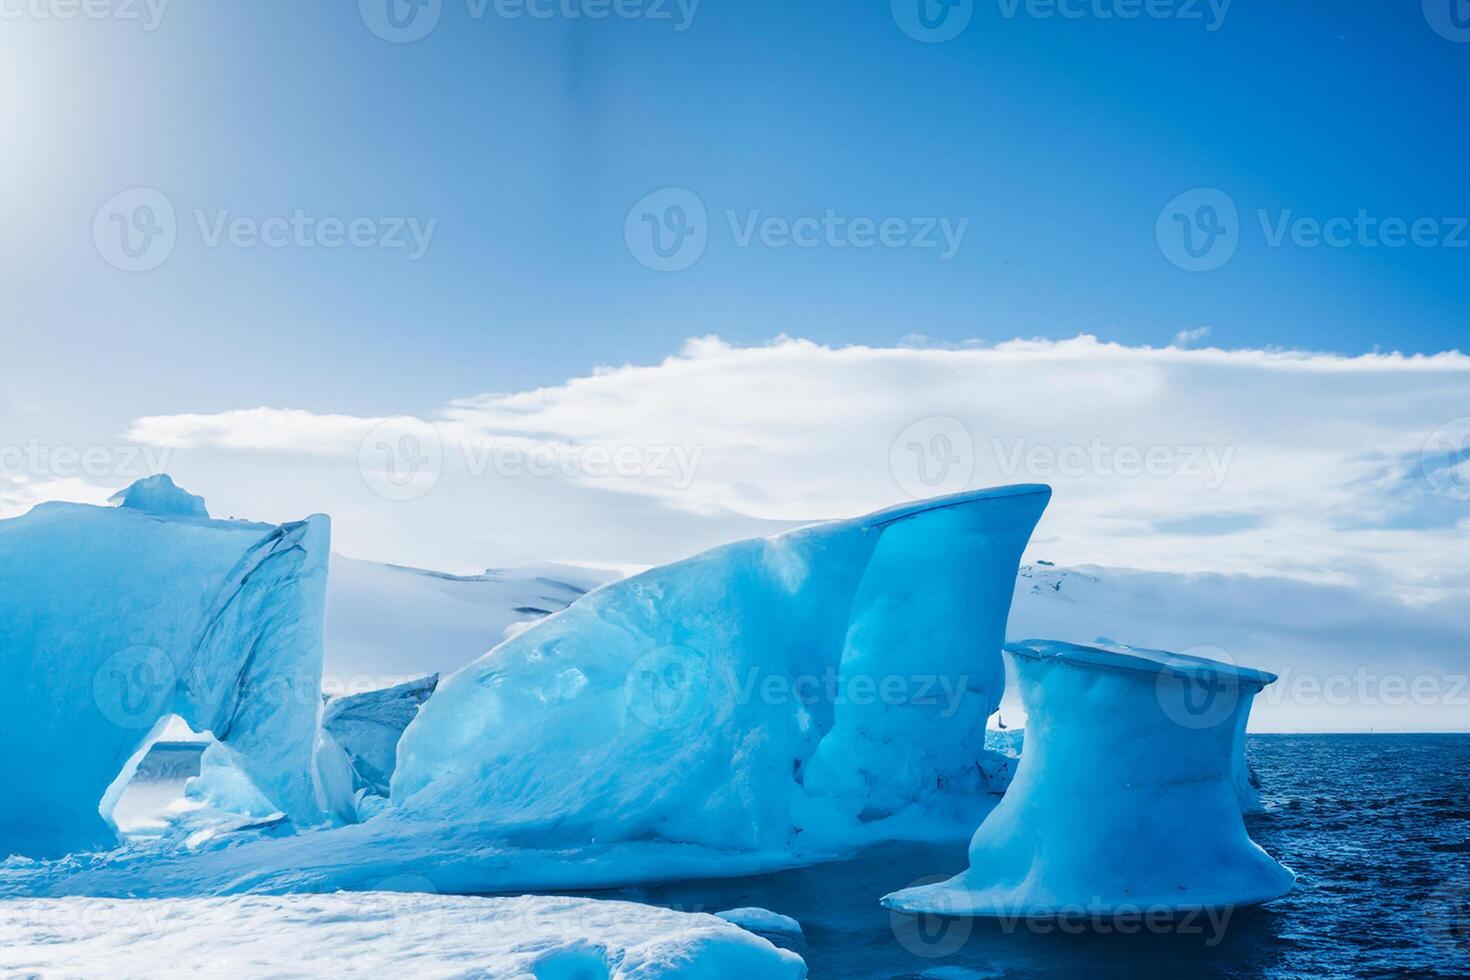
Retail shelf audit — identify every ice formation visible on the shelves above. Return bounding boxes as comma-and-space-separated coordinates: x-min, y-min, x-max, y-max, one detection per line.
884, 639, 1294, 916
0, 893, 807, 977
390, 485, 1050, 859
715, 907, 805, 947
184, 742, 280, 820
978, 727, 1024, 795
0, 478, 351, 859
322, 674, 438, 799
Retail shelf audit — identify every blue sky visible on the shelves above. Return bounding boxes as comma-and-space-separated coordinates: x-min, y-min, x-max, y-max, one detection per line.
1, 2, 1467, 731
3, 0, 1467, 450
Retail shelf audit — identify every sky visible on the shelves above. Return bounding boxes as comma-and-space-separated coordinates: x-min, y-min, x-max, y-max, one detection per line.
0, 2, 1467, 729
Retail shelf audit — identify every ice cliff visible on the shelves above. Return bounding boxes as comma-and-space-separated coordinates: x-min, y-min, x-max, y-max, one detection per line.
0, 478, 350, 859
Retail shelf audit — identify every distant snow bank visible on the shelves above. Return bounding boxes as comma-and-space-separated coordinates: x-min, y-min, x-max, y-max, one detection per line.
0, 893, 807, 979
322, 555, 620, 689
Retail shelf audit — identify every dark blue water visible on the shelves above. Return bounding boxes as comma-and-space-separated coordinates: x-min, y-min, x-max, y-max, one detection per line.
591, 735, 1470, 978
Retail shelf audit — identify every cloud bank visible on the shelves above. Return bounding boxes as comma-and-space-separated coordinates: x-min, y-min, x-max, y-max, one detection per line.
118, 335, 1469, 601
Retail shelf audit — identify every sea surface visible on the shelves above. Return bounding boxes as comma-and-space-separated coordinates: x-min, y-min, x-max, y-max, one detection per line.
589, 734, 1470, 978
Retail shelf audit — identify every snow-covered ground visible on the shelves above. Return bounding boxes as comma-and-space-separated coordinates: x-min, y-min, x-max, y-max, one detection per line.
322, 555, 618, 691
0, 893, 806, 978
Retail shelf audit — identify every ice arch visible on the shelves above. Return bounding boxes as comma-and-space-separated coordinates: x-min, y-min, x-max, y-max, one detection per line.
884, 639, 1294, 916
0, 477, 351, 859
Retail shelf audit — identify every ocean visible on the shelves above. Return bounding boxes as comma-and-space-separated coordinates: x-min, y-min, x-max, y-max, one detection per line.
589, 734, 1470, 978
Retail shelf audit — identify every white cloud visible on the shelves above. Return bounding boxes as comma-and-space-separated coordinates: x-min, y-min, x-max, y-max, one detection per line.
1171, 325, 1211, 347
114, 335, 1470, 600
128, 408, 384, 453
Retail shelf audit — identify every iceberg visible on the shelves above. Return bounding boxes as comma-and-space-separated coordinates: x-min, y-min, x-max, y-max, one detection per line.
389, 485, 1050, 861
0, 478, 350, 859
883, 639, 1294, 917
0, 486, 1046, 897
0, 893, 807, 978
322, 673, 439, 799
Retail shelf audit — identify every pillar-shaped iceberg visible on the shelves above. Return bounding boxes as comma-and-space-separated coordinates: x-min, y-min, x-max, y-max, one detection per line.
390, 485, 1050, 859
0, 477, 351, 859
883, 639, 1293, 916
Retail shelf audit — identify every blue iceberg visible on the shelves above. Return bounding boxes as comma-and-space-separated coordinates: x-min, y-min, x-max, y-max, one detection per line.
0, 478, 351, 859
389, 485, 1050, 861
883, 639, 1294, 917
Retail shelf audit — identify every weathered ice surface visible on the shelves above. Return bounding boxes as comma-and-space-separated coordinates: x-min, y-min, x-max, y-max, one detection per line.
884, 639, 1294, 916
0, 487, 1046, 895
390, 486, 1050, 861
323, 674, 439, 799
0, 478, 349, 859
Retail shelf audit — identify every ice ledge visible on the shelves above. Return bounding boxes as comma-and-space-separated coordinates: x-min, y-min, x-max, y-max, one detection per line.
1006, 637, 1278, 688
